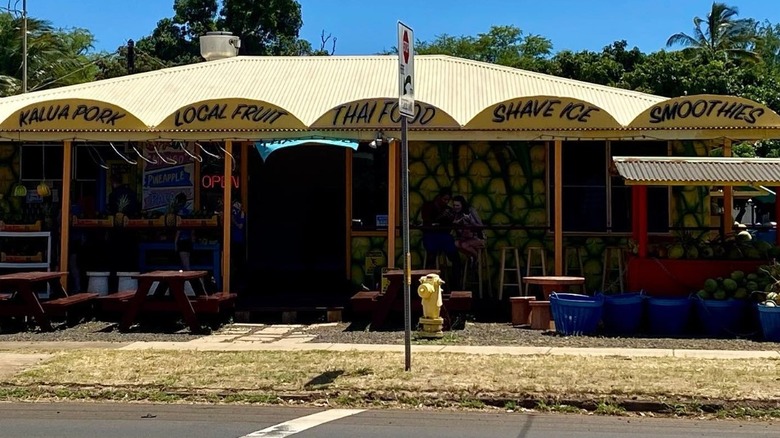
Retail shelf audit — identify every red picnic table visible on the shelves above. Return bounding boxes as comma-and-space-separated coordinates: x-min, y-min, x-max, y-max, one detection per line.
118, 270, 235, 333
522, 276, 586, 300
0, 271, 98, 331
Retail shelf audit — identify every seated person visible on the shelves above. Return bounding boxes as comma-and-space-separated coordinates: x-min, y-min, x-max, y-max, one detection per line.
420, 188, 461, 285
452, 195, 486, 266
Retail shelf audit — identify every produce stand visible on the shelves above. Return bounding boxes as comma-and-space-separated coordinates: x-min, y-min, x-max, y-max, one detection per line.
614, 157, 780, 297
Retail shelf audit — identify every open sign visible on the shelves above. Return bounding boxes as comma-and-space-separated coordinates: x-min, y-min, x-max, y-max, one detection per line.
201, 175, 240, 189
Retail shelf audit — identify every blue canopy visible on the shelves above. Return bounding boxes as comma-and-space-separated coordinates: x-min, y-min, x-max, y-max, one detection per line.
254, 138, 359, 161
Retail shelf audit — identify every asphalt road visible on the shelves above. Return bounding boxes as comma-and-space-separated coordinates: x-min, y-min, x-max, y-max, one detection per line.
0, 403, 775, 437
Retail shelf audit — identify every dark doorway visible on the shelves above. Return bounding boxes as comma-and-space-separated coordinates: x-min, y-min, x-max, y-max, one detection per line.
245, 144, 348, 307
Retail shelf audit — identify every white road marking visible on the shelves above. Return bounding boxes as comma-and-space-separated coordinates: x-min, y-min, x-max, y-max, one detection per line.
240, 409, 365, 437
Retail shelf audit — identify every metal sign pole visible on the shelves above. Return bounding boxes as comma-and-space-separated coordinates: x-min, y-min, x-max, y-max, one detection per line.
397, 20, 414, 372
401, 116, 411, 371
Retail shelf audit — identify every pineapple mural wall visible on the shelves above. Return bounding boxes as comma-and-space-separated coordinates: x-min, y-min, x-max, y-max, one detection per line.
0, 143, 21, 222
349, 140, 551, 295
670, 140, 713, 238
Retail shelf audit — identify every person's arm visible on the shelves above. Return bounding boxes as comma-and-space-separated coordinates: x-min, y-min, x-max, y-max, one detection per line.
471, 208, 484, 226
174, 230, 180, 251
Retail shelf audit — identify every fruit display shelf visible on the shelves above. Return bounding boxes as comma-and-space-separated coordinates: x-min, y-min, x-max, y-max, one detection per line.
124, 217, 166, 228
176, 215, 219, 227
0, 252, 43, 263
72, 216, 114, 228
626, 257, 765, 297
0, 220, 42, 232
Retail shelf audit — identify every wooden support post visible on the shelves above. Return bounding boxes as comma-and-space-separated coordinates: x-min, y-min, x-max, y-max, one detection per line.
240, 141, 249, 264
222, 140, 232, 293
193, 143, 201, 211
722, 139, 733, 236
554, 140, 563, 276
240, 141, 249, 216
637, 185, 648, 258
59, 140, 73, 288
345, 148, 353, 278
387, 139, 398, 268
776, 187, 780, 247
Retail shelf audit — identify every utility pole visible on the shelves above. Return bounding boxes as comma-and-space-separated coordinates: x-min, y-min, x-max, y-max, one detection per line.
22, 0, 27, 93
127, 39, 135, 74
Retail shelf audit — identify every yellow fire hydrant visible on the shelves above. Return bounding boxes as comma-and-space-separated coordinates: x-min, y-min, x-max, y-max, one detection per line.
417, 273, 445, 338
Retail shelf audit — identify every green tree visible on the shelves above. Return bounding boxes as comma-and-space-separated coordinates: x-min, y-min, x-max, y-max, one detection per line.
0, 12, 97, 96
546, 41, 644, 86
410, 25, 553, 70
97, 0, 329, 79
666, 2, 758, 62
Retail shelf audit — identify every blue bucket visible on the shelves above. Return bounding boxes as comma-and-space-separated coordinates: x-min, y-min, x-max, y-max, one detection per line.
646, 296, 692, 337
757, 304, 780, 342
602, 292, 643, 335
695, 298, 748, 338
550, 293, 604, 336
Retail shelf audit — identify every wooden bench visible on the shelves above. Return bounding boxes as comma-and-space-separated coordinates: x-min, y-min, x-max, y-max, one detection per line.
96, 291, 136, 313
350, 291, 380, 313
235, 305, 344, 323
41, 293, 98, 309
0, 293, 12, 301
350, 289, 473, 327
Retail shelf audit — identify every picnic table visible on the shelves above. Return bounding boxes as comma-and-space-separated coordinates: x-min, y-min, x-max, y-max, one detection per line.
118, 270, 235, 333
522, 276, 586, 300
0, 271, 98, 331
350, 268, 473, 330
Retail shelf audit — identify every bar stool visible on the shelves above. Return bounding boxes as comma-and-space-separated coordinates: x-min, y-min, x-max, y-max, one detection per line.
423, 249, 449, 276
498, 246, 522, 300
564, 246, 586, 292
601, 246, 626, 292
463, 246, 491, 299
524, 246, 547, 295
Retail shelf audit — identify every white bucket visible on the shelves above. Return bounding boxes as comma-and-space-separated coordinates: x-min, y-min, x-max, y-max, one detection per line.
86, 271, 110, 296
117, 272, 139, 292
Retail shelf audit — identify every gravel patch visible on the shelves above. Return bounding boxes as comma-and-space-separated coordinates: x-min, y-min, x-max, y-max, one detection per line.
1, 318, 779, 351
307, 321, 780, 351
0, 321, 202, 343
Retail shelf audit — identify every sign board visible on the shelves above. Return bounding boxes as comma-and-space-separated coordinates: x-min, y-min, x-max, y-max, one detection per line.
397, 21, 415, 119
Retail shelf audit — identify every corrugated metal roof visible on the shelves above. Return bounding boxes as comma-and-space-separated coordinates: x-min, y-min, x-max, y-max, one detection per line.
0, 55, 666, 129
613, 156, 780, 185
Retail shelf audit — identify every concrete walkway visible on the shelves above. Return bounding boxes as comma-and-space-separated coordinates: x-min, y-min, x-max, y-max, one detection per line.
0, 323, 778, 360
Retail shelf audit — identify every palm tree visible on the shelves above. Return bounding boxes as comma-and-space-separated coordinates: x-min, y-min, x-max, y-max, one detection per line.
0, 12, 98, 96
666, 2, 759, 62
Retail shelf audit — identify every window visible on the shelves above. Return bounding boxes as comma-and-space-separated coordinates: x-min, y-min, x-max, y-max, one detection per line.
20, 144, 64, 181
75, 144, 110, 181
352, 142, 388, 229
550, 140, 669, 233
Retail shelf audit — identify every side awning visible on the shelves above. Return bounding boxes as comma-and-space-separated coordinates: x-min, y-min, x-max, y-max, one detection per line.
612, 156, 780, 187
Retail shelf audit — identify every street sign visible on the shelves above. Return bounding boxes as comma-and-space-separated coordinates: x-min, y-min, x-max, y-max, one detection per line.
397, 21, 415, 118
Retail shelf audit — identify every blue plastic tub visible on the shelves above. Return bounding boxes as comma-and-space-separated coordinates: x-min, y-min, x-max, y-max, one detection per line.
646, 296, 692, 337
757, 304, 780, 342
550, 293, 604, 336
695, 298, 748, 338
602, 292, 643, 335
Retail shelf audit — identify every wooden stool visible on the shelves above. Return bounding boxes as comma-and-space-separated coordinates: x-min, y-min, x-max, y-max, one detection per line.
564, 246, 586, 292
462, 246, 492, 299
524, 246, 547, 295
529, 300, 551, 330
423, 249, 449, 278
510, 296, 534, 326
601, 247, 626, 292
498, 247, 522, 300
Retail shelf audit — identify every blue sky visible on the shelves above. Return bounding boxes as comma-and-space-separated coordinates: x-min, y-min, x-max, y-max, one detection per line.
24, 0, 780, 55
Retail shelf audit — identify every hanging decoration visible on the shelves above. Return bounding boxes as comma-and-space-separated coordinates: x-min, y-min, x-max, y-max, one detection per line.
37, 146, 51, 197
